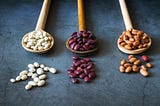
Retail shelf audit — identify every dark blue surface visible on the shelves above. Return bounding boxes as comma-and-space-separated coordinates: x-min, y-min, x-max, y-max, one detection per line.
0, 0, 160, 106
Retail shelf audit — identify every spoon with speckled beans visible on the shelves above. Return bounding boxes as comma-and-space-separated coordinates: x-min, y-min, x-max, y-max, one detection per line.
117, 0, 151, 54
22, 0, 54, 53
66, 0, 98, 55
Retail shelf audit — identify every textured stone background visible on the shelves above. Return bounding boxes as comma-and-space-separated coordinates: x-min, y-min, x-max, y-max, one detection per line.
0, 0, 160, 106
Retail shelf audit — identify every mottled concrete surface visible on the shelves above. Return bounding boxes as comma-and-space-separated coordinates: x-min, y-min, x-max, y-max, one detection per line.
0, 0, 160, 106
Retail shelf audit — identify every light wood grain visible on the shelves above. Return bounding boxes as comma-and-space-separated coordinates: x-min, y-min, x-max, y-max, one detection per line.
119, 0, 133, 30
35, 0, 51, 30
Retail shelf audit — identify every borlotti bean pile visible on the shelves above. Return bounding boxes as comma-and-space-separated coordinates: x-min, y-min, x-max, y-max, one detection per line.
10, 62, 57, 90
119, 55, 153, 77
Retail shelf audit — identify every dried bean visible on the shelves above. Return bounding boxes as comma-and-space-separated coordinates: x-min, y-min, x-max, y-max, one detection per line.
140, 69, 149, 77
146, 63, 152, 68
119, 66, 125, 73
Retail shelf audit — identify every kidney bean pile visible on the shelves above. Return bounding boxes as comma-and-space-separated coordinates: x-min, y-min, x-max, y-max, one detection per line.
68, 31, 98, 51
67, 56, 96, 83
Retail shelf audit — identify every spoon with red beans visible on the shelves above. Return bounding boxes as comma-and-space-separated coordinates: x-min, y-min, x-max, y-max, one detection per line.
66, 0, 98, 55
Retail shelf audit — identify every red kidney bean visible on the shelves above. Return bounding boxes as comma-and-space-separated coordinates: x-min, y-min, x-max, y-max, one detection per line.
80, 59, 86, 64
141, 55, 149, 62
83, 45, 89, 50
69, 73, 77, 78
71, 78, 79, 84
74, 44, 80, 50
69, 38, 75, 45
84, 69, 90, 75
84, 76, 90, 82
76, 67, 82, 71
80, 64, 87, 69
74, 61, 81, 67
83, 58, 90, 62
74, 70, 82, 75
88, 72, 96, 79
79, 73, 86, 79
67, 69, 74, 74
72, 55, 79, 60
70, 42, 76, 49
86, 64, 93, 70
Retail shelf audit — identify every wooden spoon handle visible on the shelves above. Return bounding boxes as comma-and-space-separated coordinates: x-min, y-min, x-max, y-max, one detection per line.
78, 0, 86, 31
35, 0, 51, 30
119, 0, 133, 30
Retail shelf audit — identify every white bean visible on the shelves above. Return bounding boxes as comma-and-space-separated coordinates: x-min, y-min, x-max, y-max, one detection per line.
28, 64, 34, 69
38, 46, 43, 51
21, 75, 27, 80
37, 80, 45, 86
29, 68, 36, 73
49, 68, 57, 74
27, 72, 33, 77
33, 62, 40, 67
36, 68, 44, 75
10, 78, 16, 83
19, 70, 28, 76
44, 67, 49, 72
39, 74, 47, 80
40, 64, 45, 68
32, 73, 38, 79
34, 77, 40, 82
16, 76, 21, 81
25, 84, 32, 90
28, 81, 37, 86
24, 37, 28, 43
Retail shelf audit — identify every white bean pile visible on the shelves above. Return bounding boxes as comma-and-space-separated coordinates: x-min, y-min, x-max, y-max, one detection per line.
23, 30, 52, 51
10, 62, 57, 90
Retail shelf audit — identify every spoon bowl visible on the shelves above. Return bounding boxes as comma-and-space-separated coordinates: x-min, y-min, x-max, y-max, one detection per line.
66, 36, 98, 55
22, 29, 54, 53
117, 36, 151, 54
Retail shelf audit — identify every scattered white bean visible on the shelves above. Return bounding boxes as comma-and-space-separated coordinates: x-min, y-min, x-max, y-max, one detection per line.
28, 81, 37, 86
40, 64, 45, 68
32, 73, 38, 79
16, 76, 21, 81
36, 68, 44, 75
21, 75, 28, 80
39, 74, 47, 80
27, 72, 33, 77
25, 84, 32, 90
28, 64, 34, 69
29, 68, 36, 73
44, 67, 49, 72
34, 77, 40, 82
37, 80, 45, 87
49, 68, 57, 74
10, 78, 16, 83
33, 62, 40, 67
19, 70, 28, 76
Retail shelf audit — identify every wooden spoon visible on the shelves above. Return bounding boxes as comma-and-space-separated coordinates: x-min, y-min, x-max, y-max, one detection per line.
117, 0, 151, 54
22, 0, 54, 53
66, 0, 98, 55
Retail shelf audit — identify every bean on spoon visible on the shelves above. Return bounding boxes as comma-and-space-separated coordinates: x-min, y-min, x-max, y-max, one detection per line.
117, 0, 151, 54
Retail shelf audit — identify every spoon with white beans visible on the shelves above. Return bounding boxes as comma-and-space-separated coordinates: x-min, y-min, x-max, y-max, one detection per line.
22, 0, 54, 53
117, 0, 151, 54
